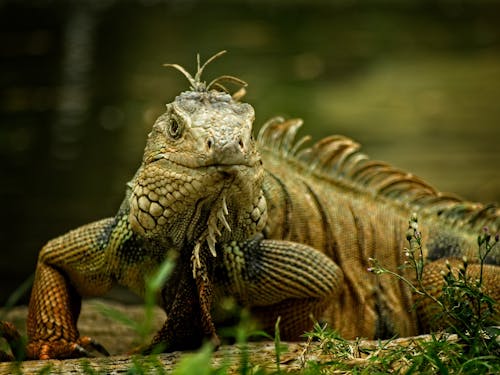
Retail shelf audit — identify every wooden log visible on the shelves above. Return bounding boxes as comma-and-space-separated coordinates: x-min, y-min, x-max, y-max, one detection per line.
0, 300, 459, 374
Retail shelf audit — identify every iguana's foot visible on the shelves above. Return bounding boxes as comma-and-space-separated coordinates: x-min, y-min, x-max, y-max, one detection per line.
27, 336, 110, 360
134, 332, 220, 356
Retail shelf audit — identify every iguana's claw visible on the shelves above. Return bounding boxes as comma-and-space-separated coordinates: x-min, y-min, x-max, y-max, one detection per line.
81, 336, 110, 357
27, 336, 110, 360
0, 321, 24, 361
0, 351, 14, 362
73, 344, 95, 358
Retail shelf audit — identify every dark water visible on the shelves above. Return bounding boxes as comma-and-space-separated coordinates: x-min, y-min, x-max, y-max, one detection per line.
1, 0, 499, 304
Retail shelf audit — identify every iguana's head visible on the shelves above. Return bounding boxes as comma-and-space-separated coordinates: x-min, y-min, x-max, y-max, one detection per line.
143, 89, 258, 169
129, 52, 267, 257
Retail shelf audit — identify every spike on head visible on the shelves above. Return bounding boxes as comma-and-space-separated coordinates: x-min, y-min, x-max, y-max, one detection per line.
163, 51, 248, 97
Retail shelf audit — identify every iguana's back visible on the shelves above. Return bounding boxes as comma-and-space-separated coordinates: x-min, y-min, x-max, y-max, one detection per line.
258, 117, 499, 339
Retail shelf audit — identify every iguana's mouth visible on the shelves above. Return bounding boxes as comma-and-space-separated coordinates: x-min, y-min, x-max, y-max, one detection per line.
148, 152, 258, 170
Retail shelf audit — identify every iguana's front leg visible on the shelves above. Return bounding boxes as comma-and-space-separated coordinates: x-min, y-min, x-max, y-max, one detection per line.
144, 248, 220, 354
217, 234, 344, 339
26, 219, 116, 359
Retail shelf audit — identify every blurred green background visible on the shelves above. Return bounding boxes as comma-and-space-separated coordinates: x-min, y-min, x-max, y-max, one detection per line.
1, 0, 499, 304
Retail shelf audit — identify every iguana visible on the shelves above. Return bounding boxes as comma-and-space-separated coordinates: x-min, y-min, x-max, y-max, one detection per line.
1, 51, 499, 360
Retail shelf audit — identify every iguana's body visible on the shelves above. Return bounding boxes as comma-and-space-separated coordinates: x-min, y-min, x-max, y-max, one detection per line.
257, 120, 499, 338
1, 53, 499, 360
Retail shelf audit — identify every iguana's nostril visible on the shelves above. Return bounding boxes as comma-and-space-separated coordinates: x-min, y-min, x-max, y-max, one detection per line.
238, 138, 244, 151
207, 138, 213, 150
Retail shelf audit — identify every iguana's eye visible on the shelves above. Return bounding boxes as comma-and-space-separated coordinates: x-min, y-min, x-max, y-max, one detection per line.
168, 118, 182, 139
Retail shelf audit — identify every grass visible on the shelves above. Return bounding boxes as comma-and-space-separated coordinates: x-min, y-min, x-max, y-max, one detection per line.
369, 215, 499, 355
95, 252, 176, 354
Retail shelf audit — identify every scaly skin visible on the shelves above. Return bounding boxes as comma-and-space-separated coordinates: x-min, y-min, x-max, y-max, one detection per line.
255, 118, 499, 338
1, 53, 498, 360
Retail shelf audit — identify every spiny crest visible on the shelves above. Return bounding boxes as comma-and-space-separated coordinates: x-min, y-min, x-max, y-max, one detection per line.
192, 194, 231, 277
257, 117, 499, 232
163, 51, 248, 99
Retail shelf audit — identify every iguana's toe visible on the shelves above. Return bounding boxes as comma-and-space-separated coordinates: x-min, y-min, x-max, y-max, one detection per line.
27, 336, 110, 360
